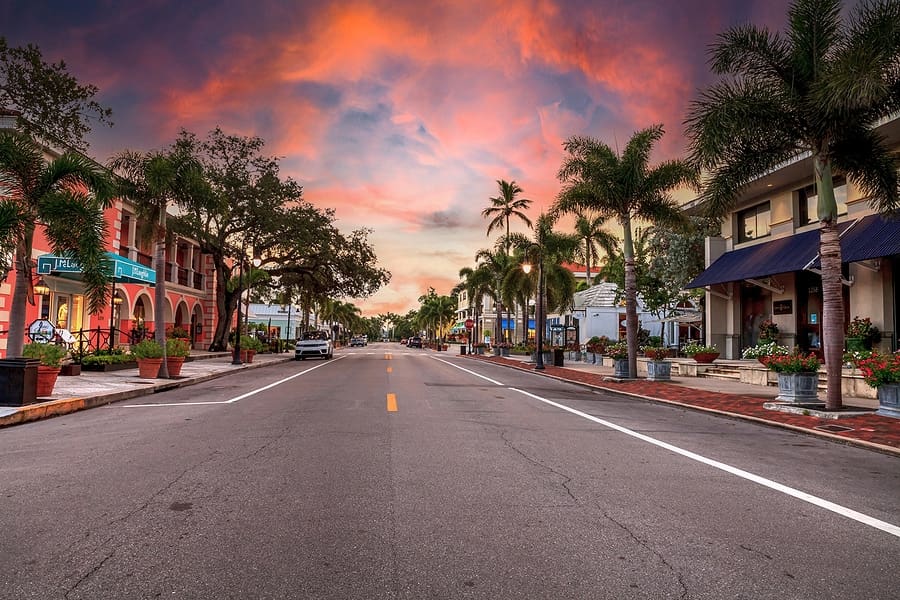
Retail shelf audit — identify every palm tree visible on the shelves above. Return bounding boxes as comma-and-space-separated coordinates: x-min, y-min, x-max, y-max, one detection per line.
508, 213, 580, 350
554, 126, 697, 378
109, 146, 203, 377
458, 264, 494, 347
573, 211, 618, 287
0, 130, 115, 357
418, 292, 457, 348
472, 247, 516, 347
482, 179, 533, 254
685, 0, 900, 410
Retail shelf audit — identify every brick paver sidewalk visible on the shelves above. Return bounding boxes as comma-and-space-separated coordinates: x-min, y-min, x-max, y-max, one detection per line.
470, 355, 900, 453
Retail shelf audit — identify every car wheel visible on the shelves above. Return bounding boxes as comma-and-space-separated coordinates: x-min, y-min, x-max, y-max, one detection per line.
327, 353, 333, 359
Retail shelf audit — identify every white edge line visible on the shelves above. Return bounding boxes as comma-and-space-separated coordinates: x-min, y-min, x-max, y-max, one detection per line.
508, 387, 900, 539
432, 356, 505, 386
123, 355, 346, 407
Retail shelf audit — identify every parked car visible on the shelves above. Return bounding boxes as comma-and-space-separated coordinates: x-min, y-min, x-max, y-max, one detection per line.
350, 335, 367, 347
295, 331, 334, 360
407, 336, 423, 348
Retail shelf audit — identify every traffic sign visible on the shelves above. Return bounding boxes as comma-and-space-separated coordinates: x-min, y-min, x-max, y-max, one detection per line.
465, 319, 474, 330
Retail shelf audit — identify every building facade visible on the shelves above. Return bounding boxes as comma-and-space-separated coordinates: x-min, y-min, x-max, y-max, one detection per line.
687, 117, 900, 359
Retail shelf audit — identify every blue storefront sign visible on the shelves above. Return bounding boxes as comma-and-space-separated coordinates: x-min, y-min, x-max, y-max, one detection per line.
37, 252, 156, 285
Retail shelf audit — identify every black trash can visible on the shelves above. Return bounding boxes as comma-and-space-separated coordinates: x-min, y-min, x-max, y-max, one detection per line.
460, 345, 467, 355
553, 348, 564, 367
0, 358, 39, 406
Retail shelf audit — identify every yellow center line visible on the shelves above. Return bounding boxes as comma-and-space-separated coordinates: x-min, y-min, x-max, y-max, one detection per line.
387, 366, 393, 373
385, 353, 392, 360
386, 393, 398, 412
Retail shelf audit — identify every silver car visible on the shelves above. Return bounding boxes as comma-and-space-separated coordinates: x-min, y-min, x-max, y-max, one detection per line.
295, 331, 334, 360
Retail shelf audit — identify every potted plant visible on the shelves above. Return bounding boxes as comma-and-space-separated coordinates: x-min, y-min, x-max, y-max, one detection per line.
642, 346, 671, 381
584, 336, 607, 363
22, 342, 67, 397
496, 341, 511, 357
165, 337, 191, 377
741, 341, 790, 365
765, 351, 821, 403
472, 342, 486, 355
606, 342, 630, 378
241, 335, 263, 363
131, 339, 164, 378
846, 316, 880, 352
758, 319, 779, 343
684, 342, 719, 364
854, 351, 900, 418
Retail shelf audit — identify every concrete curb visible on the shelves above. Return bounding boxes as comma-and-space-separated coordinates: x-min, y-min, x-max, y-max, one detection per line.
0, 355, 296, 428
469, 355, 900, 457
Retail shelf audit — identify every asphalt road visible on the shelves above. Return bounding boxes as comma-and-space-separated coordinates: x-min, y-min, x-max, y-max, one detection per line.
1, 344, 898, 599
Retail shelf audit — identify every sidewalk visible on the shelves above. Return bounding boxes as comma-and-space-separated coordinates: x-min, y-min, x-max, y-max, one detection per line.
0, 351, 296, 428
466, 352, 900, 455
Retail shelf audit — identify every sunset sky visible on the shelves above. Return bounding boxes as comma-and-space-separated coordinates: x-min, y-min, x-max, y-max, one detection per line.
5, 0, 839, 316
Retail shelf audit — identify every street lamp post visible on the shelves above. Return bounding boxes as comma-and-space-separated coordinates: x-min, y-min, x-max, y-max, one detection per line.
244, 256, 262, 332
522, 244, 545, 370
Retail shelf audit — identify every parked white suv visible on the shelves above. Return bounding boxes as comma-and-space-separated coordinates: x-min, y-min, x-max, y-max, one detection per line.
295, 331, 334, 360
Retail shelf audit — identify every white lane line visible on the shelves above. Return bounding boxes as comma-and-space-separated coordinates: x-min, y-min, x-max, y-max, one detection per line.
509, 387, 900, 539
122, 356, 345, 407
432, 356, 506, 386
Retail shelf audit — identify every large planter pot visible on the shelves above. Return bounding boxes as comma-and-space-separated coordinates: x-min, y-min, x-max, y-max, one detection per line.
0, 358, 39, 406
613, 358, 630, 379
35, 365, 61, 398
876, 384, 900, 418
646, 360, 671, 381
137, 358, 163, 379
500, 347, 510, 357
246, 350, 256, 364
166, 356, 186, 377
692, 352, 720, 364
775, 372, 819, 403
475, 347, 485, 355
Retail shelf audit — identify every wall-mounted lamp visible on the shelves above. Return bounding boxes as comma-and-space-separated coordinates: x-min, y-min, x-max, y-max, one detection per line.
33, 277, 50, 296
113, 295, 124, 306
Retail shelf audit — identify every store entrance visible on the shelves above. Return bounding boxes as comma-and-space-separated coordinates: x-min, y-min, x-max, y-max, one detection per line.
797, 270, 822, 355
740, 283, 771, 352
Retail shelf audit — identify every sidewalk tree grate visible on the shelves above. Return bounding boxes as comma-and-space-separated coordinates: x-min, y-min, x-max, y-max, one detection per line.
814, 424, 854, 433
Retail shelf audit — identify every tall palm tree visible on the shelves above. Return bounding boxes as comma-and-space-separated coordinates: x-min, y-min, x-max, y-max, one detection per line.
573, 211, 618, 287
508, 213, 580, 349
482, 179, 533, 254
685, 0, 900, 410
110, 147, 203, 377
554, 126, 697, 378
472, 246, 516, 347
458, 264, 494, 347
418, 293, 457, 347
0, 130, 115, 357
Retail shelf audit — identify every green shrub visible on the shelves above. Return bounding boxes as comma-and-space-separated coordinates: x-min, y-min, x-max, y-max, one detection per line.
166, 338, 191, 357
131, 339, 164, 359
22, 342, 68, 367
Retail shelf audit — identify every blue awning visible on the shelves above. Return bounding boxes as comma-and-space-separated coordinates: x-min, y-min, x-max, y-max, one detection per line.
688, 214, 900, 289
687, 230, 819, 289
501, 318, 535, 330
840, 213, 900, 263
37, 252, 156, 285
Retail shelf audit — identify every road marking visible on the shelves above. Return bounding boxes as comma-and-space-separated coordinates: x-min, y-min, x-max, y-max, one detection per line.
122, 356, 344, 407
432, 356, 505, 386
508, 386, 900, 539
385, 353, 392, 360
386, 393, 397, 412
387, 366, 393, 373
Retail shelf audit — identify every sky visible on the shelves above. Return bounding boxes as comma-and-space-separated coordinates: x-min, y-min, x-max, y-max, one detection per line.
4, 0, 819, 316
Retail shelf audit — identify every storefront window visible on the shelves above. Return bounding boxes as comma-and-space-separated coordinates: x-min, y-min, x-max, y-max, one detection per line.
737, 202, 771, 243
799, 177, 847, 224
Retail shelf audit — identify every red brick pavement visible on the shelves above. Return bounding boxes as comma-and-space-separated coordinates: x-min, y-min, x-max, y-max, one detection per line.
468, 355, 900, 453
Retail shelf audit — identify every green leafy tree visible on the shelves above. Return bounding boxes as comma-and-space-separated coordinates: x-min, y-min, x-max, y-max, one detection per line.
0, 38, 112, 150
0, 131, 115, 357
554, 125, 697, 378
685, 0, 900, 409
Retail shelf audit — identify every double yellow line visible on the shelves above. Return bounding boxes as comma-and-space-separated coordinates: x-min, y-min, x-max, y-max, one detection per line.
385, 353, 397, 412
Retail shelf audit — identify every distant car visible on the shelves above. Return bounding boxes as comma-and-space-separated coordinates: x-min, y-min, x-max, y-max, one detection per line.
295, 331, 333, 360
407, 336, 423, 348
350, 335, 367, 347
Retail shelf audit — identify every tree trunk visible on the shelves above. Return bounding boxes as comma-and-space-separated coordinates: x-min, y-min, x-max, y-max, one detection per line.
7, 235, 33, 358
154, 216, 169, 378
208, 259, 231, 351
816, 155, 844, 411
820, 220, 844, 410
622, 216, 639, 378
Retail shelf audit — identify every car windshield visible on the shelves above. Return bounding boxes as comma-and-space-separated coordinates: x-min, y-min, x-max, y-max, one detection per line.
301, 331, 329, 341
